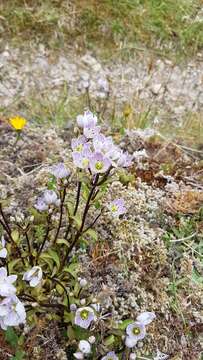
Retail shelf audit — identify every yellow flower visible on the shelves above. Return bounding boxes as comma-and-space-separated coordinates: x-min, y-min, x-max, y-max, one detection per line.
9, 116, 27, 130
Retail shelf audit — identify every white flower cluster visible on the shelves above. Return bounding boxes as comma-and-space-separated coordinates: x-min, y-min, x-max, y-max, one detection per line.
0, 267, 26, 330
0, 261, 42, 330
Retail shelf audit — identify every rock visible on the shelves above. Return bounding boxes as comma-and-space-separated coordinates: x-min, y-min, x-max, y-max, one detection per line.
151, 83, 163, 95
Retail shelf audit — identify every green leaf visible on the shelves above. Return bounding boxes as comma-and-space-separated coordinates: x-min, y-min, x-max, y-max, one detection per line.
103, 334, 115, 346
67, 325, 75, 341
39, 254, 53, 271
8, 259, 21, 273
56, 238, 70, 247
63, 263, 79, 279
56, 283, 65, 295
5, 327, 19, 348
85, 228, 98, 242
11, 230, 19, 243
73, 325, 89, 340
47, 175, 56, 190
11, 350, 25, 360
118, 319, 133, 330
47, 249, 60, 269
72, 214, 82, 229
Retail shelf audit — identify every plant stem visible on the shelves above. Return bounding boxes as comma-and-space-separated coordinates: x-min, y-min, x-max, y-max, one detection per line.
64, 174, 99, 259
82, 210, 103, 234
50, 277, 70, 310
53, 186, 67, 245
64, 181, 81, 240
36, 213, 52, 263
73, 181, 81, 216
17, 223, 34, 266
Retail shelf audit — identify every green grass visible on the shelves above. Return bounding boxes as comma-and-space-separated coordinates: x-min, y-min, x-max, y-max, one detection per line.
0, 0, 202, 59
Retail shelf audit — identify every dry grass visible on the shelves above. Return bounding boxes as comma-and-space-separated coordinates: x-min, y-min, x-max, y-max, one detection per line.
0, 0, 202, 59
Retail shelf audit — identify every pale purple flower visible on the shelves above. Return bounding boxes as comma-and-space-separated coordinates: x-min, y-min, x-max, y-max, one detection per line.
83, 125, 101, 139
126, 321, 146, 344
74, 306, 95, 329
0, 295, 26, 330
76, 110, 97, 128
89, 152, 111, 174
78, 340, 91, 354
35, 190, 60, 210
49, 163, 70, 178
117, 151, 133, 167
23, 266, 42, 287
108, 198, 126, 217
125, 336, 138, 348
43, 190, 58, 205
72, 147, 92, 169
136, 311, 156, 326
93, 134, 120, 161
0, 236, 7, 259
35, 197, 48, 212
71, 135, 88, 152
0, 267, 17, 297
101, 352, 118, 360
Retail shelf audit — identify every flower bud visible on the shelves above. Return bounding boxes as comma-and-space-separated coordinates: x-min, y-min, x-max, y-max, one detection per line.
129, 354, 136, 360
70, 304, 77, 312
88, 336, 96, 344
79, 279, 87, 287
80, 298, 86, 305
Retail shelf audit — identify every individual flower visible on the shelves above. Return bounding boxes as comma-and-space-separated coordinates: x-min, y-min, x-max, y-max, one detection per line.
117, 151, 133, 168
0, 236, 7, 258
71, 136, 88, 153
101, 351, 119, 360
49, 163, 70, 179
126, 321, 146, 344
23, 266, 42, 287
108, 198, 126, 217
83, 125, 100, 139
43, 190, 59, 205
35, 197, 48, 212
89, 152, 111, 174
72, 148, 92, 170
76, 110, 97, 128
93, 134, 120, 161
35, 190, 60, 211
0, 267, 17, 297
0, 295, 26, 330
9, 116, 27, 130
78, 340, 91, 354
136, 311, 156, 326
74, 306, 95, 329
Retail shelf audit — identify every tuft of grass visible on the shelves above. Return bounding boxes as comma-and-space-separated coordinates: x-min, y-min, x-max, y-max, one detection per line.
0, 0, 202, 59
0, 86, 88, 127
